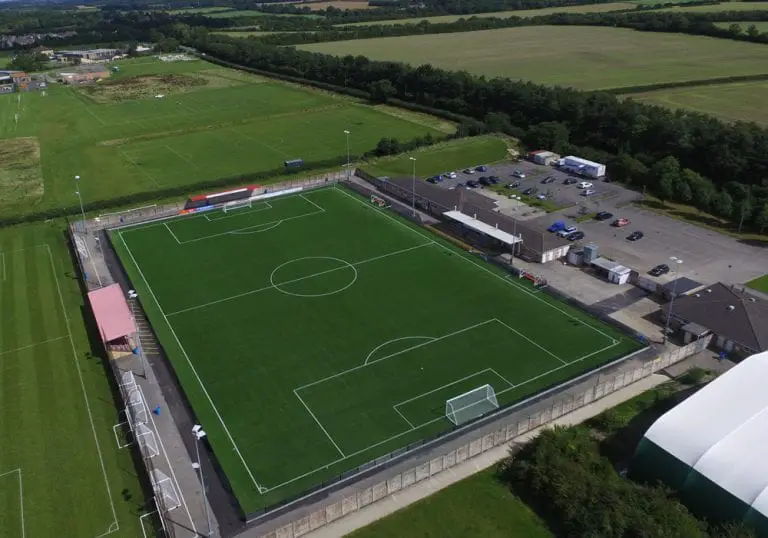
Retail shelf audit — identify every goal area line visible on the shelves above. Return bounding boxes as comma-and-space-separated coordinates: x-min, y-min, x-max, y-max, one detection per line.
272, 318, 619, 494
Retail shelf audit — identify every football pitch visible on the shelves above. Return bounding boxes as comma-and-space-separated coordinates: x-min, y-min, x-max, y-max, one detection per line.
110, 185, 642, 513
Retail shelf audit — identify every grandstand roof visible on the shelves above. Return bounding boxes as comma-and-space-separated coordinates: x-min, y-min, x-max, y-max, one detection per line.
87, 284, 134, 343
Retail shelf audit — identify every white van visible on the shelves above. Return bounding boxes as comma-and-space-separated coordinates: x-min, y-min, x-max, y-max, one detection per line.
577, 181, 593, 189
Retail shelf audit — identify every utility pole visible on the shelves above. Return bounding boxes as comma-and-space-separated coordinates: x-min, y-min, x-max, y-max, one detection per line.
662, 256, 684, 345
343, 130, 351, 181
75, 175, 87, 233
192, 425, 212, 537
410, 157, 417, 217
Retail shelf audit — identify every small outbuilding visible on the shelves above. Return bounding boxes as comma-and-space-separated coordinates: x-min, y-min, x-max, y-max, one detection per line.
590, 256, 631, 285
528, 150, 560, 166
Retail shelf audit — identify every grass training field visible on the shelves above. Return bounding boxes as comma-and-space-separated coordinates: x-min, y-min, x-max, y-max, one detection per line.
111, 185, 641, 512
339, 2, 635, 26
0, 222, 146, 538
299, 26, 768, 90
627, 80, 768, 125
746, 274, 768, 294
0, 57, 445, 217
349, 469, 553, 538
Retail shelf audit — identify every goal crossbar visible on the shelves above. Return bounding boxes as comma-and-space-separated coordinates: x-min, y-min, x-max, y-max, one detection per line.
223, 199, 252, 213
445, 384, 499, 426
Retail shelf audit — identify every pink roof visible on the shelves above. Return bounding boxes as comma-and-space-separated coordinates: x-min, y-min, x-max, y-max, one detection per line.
88, 284, 134, 343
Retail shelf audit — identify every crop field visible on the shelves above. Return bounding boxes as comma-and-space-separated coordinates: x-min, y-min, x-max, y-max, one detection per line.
111, 185, 641, 512
0, 222, 146, 538
339, 2, 635, 26
628, 80, 768, 125
0, 57, 444, 217
656, 1, 768, 12
300, 26, 768, 90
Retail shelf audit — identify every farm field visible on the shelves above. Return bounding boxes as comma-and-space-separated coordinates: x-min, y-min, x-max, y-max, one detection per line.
656, 1, 768, 11
0, 57, 445, 217
627, 80, 768, 125
715, 21, 768, 32
0, 221, 146, 538
111, 185, 641, 512
339, 2, 635, 26
349, 469, 553, 538
300, 26, 768, 90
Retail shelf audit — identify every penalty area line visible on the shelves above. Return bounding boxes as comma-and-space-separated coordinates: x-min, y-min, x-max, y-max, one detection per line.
0, 468, 24, 538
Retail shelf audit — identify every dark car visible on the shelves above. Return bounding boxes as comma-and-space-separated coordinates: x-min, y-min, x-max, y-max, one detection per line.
466, 180, 480, 188
564, 177, 578, 185
649, 264, 670, 277
488, 175, 501, 184
507, 180, 521, 189
456, 182, 465, 189
427, 176, 439, 184
567, 231, 585, 241
541, 176, 556, 184
595, 211, 613, 221
522, 187, 538, 196
478, 176, 491, 186
627, 231, 644, 241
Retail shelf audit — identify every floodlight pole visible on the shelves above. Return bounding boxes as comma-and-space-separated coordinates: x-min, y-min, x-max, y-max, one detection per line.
193, 425, 212, 537
410, 157, 417, 217
75, 175, 87, 233
343, 130, 351, 181
662, 256, 683, 345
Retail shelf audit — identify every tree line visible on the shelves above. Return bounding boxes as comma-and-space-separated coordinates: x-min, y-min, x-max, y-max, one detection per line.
182, 31, 768, 232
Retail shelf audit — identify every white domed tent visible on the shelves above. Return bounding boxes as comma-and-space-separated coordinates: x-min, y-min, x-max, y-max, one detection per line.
632, 350, 768, 533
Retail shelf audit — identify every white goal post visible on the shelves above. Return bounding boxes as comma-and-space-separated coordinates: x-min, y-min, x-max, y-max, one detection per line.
223, 199, 252, 213
445, 384, 499, 426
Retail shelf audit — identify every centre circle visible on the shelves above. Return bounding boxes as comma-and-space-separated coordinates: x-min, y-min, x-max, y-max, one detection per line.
269, 256, 358, 298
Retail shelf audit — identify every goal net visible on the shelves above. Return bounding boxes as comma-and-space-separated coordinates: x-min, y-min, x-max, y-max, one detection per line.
445, 384, 499, 426
223, 199, 252, 213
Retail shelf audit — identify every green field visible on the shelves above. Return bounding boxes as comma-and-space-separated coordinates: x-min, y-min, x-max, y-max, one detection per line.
350, 468, 553, 538
656, 1, 768, 12
0, 57, 444, 217
338, 2, 635, 26
110, 185, 641, 512
746, 274, 768, 293
627, 80, 768, 125
364, 135, 509, 178
299, 26, 768, 90
715, 20, 768, 32
0, 51, 10, 69
0, 222, 146, 538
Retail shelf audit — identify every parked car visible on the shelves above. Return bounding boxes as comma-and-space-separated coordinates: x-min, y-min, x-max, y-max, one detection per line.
541, 176, 556, 184
522, 187, 538, 196
581, 189, 597, 197
577, 181, 593, 189
595, 211, 613, 221
475, 165, 488, 172
564, 177, 579, 185
612, 218, 631, 227
488, 175, 501, 184
478, 176, 491, 186
427, 176, 438, 184
548, 221, 566, 232
512, 170, 526, 179
447, 171, 457, 179
650, 264, 670, 277
627, 231, 644, 241
507, 180, 521, 189
557, 225, 577, 237
567, 231, 585, 241
456, 182, 465, 189
466, 180, 479, 188
463, 168, 475, 174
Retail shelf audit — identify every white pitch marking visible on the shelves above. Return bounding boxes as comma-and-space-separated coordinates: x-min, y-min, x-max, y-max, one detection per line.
493, 318, 566, 365
294, 389, 345, 457
163, 223, 182, 245
0, 252, 5, 281
0, 335, 68, 356
0, 468, 24, 538
364, 336, 436, 365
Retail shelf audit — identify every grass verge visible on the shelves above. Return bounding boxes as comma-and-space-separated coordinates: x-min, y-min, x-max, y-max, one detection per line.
746, 274, 768, 293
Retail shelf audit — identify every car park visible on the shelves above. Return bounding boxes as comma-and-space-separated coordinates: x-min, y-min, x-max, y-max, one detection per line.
627, 231, 644, 241
612, 218, 631, 227
512, 170, 526, 179
581, 189, 597, 196
577, 181, 593, 189
595, 211, 613, 221
649, 264, 670, 277
522, 187, 538, 196
567, 231, 585, 241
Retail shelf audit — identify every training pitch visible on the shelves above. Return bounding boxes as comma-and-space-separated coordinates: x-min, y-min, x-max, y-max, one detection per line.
111, 185, 641, 513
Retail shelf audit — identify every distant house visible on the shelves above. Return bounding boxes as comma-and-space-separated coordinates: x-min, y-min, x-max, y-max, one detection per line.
661, 282, 768, 354
0, 70, 36, 93
59, 64, 109, 84
56, 48, 125, 64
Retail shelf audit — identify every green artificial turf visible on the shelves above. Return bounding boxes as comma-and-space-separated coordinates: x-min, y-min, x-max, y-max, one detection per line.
0, 57, 444, 218
110, 185, 641, 513
349, 469, 554, 538
0, 222, 145, 538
